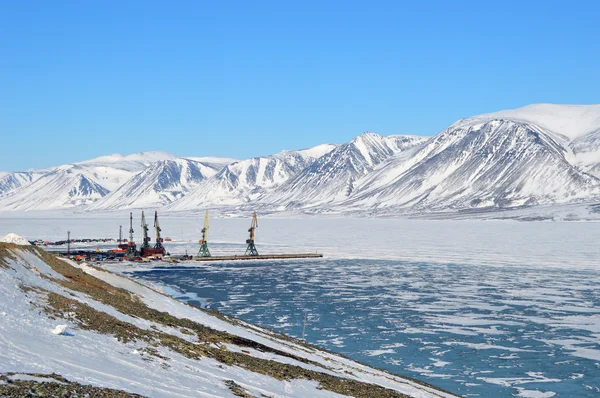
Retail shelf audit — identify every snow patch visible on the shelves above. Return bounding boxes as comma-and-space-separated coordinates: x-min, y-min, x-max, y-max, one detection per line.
0, 233, 29, 245
51, 325, 69, 335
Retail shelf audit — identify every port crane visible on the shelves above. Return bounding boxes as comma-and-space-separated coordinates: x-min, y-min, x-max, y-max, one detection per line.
126, 212, 137, 259
154, 211, 164, 251
245, 211, 259, 256
139, 211, 166, 258
140, 211, 151, 250
197, 211, 211, 257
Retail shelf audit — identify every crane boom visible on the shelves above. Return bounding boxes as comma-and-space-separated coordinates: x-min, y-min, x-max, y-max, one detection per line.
203, 211, 209, 241
245, 211, 259, 256
250, 211, 258, 240
141, 211, 150, 249
197, 210, 211, 257
154, 211, 164, 250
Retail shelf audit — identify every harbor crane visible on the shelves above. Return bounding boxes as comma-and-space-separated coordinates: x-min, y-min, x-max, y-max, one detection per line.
154, 211, 164, 251
126, 212, 137, 259
197, 211, 211, 257
140, 211, 166, 258
140, 211, 151, 250
245, 211, 259, 256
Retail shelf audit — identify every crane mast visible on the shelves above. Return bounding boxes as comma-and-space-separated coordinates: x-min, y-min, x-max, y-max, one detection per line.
154, 211, 164, 250
197, 211, 211, 257
141, 211, 150, 249
245, 211, 259, 256
127, 212, 137, 259
129, 212, 135, 243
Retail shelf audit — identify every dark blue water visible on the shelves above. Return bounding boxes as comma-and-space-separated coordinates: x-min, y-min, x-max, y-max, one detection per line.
128, 259, 600, 397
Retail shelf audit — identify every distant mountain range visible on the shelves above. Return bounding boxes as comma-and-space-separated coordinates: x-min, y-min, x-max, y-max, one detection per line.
2, 104, 600, 216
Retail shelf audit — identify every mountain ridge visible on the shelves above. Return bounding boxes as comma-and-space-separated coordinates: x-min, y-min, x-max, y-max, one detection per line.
2, 104, 600, 215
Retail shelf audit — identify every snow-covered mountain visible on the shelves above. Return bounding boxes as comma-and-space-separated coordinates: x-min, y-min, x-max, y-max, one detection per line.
0, 152, 184, 211
0, 152, 232, 212
66, 151, 180, 191
168, 144, 336, 210
0, 171, 43, 197
260, 133, 427, 209
185, 156, 238, 170
461, 104, 600, 180
90, 158, 220, 210
343, 116, 600, 212
472, 103, 600, 141
0, 168, 110, 211
3, 104, 600, 215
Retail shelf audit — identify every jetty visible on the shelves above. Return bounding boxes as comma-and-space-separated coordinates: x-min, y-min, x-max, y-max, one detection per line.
192, 253, 323, 262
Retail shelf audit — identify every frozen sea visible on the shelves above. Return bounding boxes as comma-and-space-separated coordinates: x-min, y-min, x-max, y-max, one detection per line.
1, 214, 600, 396
126, 259, 600, 397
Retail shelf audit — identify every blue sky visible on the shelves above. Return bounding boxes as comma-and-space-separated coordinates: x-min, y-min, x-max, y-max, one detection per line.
1, 0, 599, 171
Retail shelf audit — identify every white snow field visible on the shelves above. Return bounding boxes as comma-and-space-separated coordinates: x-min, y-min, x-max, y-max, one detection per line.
0, 238, 456, 397
1, 213, 599, 268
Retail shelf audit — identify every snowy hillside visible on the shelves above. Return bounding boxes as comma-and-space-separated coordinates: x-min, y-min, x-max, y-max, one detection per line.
185, 156, 238, 170
0, 152, 227, 212
0, 171, 42, 197
3, 104, 600, 215
90, 158, 220, 210
0, 168, 110, 211
168, 144, 336, 210
261, 133, 427, 209
468, 104, 600, 179
0, 241, 455, 398
344, 119, 600, 211
470, 103, 600, 141
75, 151, 179, 168
67, 151, 180, 191
0, 152, 179, 211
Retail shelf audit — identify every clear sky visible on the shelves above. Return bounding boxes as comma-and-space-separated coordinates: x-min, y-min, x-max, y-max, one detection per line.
1, 0, 599, 171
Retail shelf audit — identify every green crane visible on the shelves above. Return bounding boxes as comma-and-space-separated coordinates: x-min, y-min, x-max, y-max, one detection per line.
245, 211, 259, 256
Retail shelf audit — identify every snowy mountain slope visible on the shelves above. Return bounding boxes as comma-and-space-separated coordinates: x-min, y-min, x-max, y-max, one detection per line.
185, 156, 239, 170
568, 128, 600, 178
67, 151, 179, 191
0, 241, 456, 398
168, 144, 337, 209
74, 151, 178, 169
0, 152, 190, 212
470, 103, 600, 141
261, 133, 427, 208
2, 104, 600, 214
90, 158, 220, 210
343, 119, 600, 211
0, 171, 43, 198
0, 168, 110, 211
455, 104, 600, 181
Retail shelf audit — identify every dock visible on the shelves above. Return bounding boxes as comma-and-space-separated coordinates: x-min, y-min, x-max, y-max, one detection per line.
192, 253, 323, 262
49, 250, 323, 263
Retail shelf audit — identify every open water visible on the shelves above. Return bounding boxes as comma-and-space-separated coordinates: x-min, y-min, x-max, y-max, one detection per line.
126, 259, 599, 397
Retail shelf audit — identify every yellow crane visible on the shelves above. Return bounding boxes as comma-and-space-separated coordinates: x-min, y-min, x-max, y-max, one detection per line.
245, 211, 259, 256
197, 211, 211, 257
